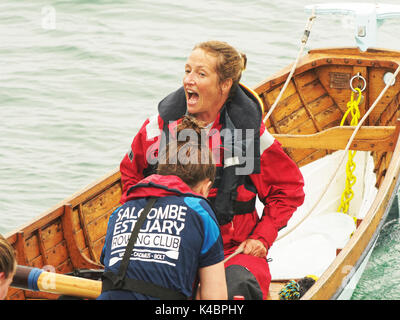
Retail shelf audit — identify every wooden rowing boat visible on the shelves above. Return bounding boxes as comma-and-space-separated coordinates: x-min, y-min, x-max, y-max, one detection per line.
5, 4, 400, 300
5, 46, 400, 300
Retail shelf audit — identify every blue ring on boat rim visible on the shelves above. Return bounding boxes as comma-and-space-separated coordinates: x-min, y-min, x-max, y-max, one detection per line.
27, 268, 43, 291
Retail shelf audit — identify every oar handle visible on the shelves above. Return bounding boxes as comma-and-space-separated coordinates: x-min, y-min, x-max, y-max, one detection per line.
223, 247, 244, 264
12, 265, 102, 299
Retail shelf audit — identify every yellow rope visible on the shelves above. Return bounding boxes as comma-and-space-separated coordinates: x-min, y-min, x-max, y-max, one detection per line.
337, 88, 362, 223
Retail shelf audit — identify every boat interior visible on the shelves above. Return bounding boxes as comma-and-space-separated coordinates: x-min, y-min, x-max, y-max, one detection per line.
256, 47, 400, 299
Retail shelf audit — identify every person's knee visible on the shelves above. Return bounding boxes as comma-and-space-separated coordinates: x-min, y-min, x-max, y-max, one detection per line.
225, 265, 263, 300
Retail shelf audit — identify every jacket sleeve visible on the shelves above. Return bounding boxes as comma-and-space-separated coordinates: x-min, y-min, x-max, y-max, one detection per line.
248, 124, 305, 250
120, 116, 161, 204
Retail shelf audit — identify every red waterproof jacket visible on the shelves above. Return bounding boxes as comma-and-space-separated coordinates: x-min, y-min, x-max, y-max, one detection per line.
120, 84, 305, 254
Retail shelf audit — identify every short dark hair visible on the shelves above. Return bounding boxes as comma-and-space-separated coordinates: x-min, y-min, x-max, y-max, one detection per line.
157, 116, 216, 188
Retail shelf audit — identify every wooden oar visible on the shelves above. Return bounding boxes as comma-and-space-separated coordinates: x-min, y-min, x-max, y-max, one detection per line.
11, 265, 102, 299
223, 247, 244, 264
14, 248, 244, 299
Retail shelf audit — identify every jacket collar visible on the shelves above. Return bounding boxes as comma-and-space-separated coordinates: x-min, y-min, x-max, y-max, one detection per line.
157, 83, 262, 128
126, 174, 205, 201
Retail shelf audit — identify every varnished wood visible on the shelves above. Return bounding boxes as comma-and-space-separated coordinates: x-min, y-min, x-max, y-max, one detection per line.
266, 281, 287, 300
273, 126, 397, 152
62, 205, 101, 269
12, 265, 101, 299
5, 168, 121, 299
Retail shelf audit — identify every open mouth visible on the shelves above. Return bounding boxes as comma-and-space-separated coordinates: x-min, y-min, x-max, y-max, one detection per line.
186, 89, 199, 106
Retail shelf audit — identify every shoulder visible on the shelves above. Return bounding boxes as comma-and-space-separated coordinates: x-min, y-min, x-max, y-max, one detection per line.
135, 114, 163, 141
226, 83, 263, 130
183, 197, 213, 215
183, 197, 219, 226
183, 197, 221, 255
145, 114, 163, 140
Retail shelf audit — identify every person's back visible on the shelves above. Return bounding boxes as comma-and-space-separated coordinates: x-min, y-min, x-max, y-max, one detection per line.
98, 175, 223, 299
99, 116, 227, 300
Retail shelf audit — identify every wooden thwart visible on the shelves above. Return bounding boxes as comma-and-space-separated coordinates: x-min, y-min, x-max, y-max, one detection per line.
273, 125, 398, 152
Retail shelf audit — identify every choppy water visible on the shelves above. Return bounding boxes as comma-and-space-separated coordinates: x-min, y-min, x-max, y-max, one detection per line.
1, 0, 400, 299
351, 211, 400, 300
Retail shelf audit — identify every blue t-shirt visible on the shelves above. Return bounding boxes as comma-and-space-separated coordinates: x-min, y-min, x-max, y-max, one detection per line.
98, 195, 224, 300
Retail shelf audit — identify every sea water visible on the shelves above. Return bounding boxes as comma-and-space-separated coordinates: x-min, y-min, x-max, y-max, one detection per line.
1, 0, 400, 299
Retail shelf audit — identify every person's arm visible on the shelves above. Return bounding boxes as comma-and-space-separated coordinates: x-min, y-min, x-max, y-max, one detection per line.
120, 115, 161, 203
248, 124, 305, 251
197, 261, 227, 300
194, 199, 226, 299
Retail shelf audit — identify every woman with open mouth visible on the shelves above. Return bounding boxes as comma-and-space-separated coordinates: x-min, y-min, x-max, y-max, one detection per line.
119, 40, 305, 300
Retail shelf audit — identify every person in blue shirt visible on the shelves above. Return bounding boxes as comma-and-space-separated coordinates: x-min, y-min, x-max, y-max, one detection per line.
98, 116, 227, 300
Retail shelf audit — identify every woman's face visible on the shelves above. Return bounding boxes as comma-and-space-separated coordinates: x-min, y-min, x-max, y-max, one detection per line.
183, 48, 230, 122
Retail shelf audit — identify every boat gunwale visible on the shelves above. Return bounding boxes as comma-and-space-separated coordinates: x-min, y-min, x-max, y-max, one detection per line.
5, 167, 121, 241
254, 47, 400, 96
331, 180, 399, 300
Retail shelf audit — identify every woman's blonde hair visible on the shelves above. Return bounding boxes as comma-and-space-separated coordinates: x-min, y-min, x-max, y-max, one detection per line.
0, 234, 16, 279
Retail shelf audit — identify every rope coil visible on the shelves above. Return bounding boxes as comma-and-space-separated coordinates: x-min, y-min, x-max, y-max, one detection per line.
278, 275, 318, 300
